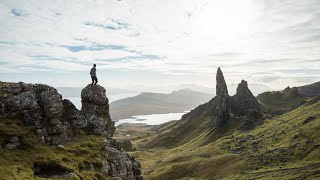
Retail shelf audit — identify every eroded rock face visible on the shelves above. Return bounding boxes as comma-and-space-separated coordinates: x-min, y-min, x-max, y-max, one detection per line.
210, 68, 230, 127
81, 85, 115, 137
0, 82, 143, 179
216, 67, 228, 96
230, 80, 262, 117
211, 94, 230, 127
0, 82, 117, 144
104, 145, 143, 179
182, 68, 263, 129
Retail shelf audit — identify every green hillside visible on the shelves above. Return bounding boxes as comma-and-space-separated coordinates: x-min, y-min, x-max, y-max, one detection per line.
257, 87, 305, 113
0, 117, 111, 179
297, 81, 320, 98
132, 97, 320, 179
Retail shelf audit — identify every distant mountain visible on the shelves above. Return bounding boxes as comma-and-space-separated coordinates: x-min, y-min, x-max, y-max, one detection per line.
110, 89, 213, 120
177, 84, 214, 94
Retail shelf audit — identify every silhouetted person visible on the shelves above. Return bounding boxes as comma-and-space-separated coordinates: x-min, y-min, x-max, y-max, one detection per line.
90, 64, 98, 86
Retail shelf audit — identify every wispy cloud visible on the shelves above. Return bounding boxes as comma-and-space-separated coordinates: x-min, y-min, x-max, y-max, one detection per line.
11, 8, 28, 16
62, 44, 125, 52
0, 0, 320, 90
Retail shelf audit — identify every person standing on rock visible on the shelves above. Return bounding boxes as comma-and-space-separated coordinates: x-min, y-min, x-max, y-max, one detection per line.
90, 64, 98, 86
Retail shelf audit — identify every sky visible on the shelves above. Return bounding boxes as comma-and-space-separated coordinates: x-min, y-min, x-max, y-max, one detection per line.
0, 0, 320, 93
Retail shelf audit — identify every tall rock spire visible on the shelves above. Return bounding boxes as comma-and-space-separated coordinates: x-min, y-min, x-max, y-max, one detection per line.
211, 67, 230, 127
216, 67, 228, 96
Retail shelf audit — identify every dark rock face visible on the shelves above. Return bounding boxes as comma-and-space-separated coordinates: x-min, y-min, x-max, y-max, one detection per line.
210, 68, 230, 127
0, 82, 142, 179
211, 94, 230, 127
216, 67, 228, 96
183, 68, 263, 129
230, 80, 263, 130
230, 80, 262, 117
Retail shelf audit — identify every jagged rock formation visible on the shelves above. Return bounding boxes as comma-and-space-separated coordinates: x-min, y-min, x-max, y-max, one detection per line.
183, 68, 263, 129
0, 82, 142, 179
211, 68, 230, 127
0, 82, 116, 144
216, 67, 228, 96
230, 80, 262, 118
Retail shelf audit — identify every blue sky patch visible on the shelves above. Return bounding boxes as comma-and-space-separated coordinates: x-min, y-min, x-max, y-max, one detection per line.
62, 44, 125, 52
11, 8, 28, 16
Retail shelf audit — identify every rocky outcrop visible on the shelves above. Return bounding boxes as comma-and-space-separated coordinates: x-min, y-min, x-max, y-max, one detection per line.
81, 85, 115, 136
216, 67, 228, 96
0, 82, 142, 179
230, 80, 263, 129
210, 68, 230, 127
183, 68, 263, 129
230, 80, 262, 117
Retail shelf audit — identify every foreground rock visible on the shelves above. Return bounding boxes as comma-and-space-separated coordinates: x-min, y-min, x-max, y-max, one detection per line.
81, 85, 115, 136
0, 82, 142, 179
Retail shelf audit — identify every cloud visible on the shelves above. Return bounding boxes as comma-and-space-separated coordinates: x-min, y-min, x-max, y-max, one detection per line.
84, 18, 129, 31
0, 0, 320, 90
11, 8, 28, 16
62, 44, 125, 52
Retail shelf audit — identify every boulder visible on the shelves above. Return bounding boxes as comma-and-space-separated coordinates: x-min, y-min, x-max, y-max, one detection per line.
104, 145, 143, 179
40, 91, 63, 118
81, 85, 115, 137
5, 136, 20, 149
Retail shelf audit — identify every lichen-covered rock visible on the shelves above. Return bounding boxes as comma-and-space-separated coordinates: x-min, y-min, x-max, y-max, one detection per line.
0, 81, 143, 179
81, 85, 115, 137
104, 145, 143, 180
40, 91, 63, 118
5, 136, 20, 149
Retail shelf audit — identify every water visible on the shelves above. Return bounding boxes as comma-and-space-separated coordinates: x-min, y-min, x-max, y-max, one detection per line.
115, 112, 189, 126
64, 93, 140, 109
65, 93, 189, 127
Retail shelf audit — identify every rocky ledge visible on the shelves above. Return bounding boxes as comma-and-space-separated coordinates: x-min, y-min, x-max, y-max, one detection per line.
0, 82, 142, 179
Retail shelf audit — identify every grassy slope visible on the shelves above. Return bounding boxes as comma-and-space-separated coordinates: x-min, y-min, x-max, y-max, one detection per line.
132, 99, 320, 179
257, 89, 305, 113
0, 118, 115, 180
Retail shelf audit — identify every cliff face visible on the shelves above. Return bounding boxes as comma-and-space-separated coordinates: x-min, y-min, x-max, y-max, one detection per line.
0, 82, 142, 179
211, 68, 230, 127
230, 80, 262, 116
